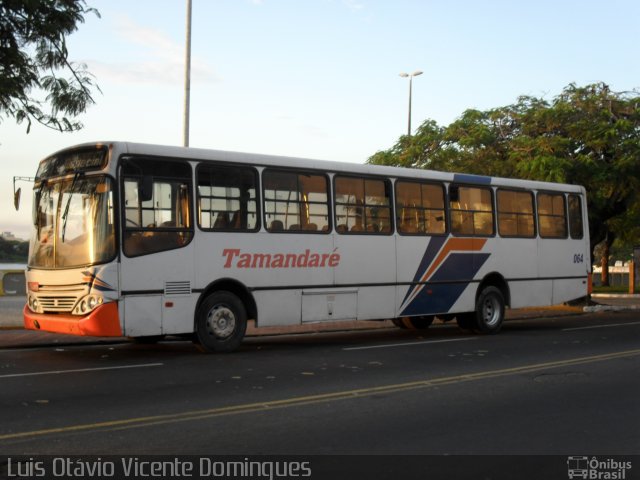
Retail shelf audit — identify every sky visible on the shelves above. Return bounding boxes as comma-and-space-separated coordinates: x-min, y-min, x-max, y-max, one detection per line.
1, 0, 639, 240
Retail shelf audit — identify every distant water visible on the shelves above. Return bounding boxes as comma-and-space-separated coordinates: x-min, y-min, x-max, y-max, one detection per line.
0, 264, 26, 270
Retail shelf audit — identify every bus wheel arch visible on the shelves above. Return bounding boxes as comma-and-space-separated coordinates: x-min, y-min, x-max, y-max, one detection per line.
195, 278, 257, 327
457, 273, 509, 334
193, 279, 257, 353
477, 272, 510, 308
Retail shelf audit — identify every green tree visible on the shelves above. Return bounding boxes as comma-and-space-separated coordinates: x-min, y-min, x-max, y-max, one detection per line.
513, 84, 640, 259
369, 83, 640, 276
0, 0, 100, 133
0, 237, 28, 262
369, 120, 453, 170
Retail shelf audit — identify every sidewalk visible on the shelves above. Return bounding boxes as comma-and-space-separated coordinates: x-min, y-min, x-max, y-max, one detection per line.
0, 295, 637, 349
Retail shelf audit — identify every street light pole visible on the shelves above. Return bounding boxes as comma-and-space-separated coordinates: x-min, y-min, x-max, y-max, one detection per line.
399, 70, 423, 137
183, 0, 192, 147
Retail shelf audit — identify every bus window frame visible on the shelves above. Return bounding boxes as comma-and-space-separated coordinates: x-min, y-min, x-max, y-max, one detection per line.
448, 183, 496, 238
496, 187, 537, 239
394, 179, 448, 237
119, 155, 195, 258
567, 193, 585, 240
196, 162, 261, 233
536, 190, 568, 239
333, 173, 394, 236
262, 167, 332, 234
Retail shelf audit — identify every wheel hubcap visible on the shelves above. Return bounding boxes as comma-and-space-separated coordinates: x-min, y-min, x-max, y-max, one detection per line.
205, 305, 236, 339
482, 296, 501, 327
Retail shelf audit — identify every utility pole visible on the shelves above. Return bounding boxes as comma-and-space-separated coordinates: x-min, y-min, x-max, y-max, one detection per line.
183, 0, 192, 147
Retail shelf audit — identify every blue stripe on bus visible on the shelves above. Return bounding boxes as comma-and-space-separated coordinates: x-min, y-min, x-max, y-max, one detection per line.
453, 173, 492, 185
400, 236, 448, 306
401, 283, 469, 317
429, 253, 490, 283
400, 252, 491, 316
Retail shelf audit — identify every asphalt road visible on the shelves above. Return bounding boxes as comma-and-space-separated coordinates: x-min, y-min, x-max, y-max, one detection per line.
0, 311, 638, 456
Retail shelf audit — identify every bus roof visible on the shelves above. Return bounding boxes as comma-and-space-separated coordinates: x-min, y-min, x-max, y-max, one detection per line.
55, 141, 586, 194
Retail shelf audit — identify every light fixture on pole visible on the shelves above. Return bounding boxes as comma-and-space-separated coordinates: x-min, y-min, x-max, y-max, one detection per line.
399, 70, 423, 137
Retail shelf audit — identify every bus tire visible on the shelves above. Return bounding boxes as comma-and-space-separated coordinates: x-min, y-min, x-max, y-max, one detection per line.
473, 286, 505, 334
195, 291, 247, 353
392, 316, 434, 330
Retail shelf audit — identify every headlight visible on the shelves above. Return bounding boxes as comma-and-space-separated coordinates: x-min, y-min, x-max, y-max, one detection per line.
72, 295, 104, 315
28, 296, 41, 313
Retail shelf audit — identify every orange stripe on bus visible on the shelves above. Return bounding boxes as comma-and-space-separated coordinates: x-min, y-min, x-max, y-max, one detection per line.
402, 237, 488, 309
420, 238, 487, 284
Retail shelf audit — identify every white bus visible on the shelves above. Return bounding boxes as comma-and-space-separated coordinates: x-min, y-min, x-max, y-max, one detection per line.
22, 142, 590, 352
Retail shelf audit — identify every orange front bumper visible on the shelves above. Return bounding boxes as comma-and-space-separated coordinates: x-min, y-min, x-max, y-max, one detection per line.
23, 302, 123, 337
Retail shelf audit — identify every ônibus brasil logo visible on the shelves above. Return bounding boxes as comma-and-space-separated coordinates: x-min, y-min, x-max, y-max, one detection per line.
567, 456, 632, 479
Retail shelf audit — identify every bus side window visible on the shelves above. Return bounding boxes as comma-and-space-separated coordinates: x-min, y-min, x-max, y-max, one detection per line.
449, 185, 494, 236
537, 192, 567, 238
334, 176, 392, 235
122, 158, 193, 257
197, 164, 258, 231
395, 180, 446, 235
497, 189, 535, 238
568, 194, 584, 239
263, 170, 330, 233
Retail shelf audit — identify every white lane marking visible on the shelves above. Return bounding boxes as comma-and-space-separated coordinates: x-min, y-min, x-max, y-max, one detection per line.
0, 363, 163, 379
0, 342, 130, 354
563, 321, 640, 332
343, 337, 477, 351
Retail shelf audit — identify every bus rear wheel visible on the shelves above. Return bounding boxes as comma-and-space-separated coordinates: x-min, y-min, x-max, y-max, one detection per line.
392, 315, 434, 330
457, 286, 505, 334
195, 291, 247, 353
474, 286, 505, 334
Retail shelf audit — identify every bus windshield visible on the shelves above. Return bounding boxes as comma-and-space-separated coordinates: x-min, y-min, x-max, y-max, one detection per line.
29, 176, 116, 268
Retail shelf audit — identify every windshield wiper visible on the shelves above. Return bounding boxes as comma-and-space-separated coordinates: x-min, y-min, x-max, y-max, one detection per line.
61, 172, 82, 243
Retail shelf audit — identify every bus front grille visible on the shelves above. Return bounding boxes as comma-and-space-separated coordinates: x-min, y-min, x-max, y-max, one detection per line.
38, 296, 78, 312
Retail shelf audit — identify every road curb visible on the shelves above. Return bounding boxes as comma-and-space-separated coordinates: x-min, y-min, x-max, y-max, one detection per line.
591, 293, 640, 298
0, 305, 636, 349
583, 304, 640, 313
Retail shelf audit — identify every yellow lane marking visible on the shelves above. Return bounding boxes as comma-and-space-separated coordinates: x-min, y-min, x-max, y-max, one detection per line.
1, 349, 638, 441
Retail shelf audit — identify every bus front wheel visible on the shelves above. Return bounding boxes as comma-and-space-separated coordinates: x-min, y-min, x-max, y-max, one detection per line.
195, 291, 247, 353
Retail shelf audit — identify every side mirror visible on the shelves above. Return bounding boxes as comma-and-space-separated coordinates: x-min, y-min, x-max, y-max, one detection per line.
14, 187, 21, 211
12, 176, 35, 211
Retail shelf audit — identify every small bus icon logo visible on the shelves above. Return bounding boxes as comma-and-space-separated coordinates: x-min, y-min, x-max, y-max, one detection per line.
567, 456, 590, 479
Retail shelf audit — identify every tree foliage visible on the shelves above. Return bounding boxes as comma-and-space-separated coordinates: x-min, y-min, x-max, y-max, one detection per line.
369, 83, 640, 267
0, 237, 28, 263
0, 0, 100, 133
